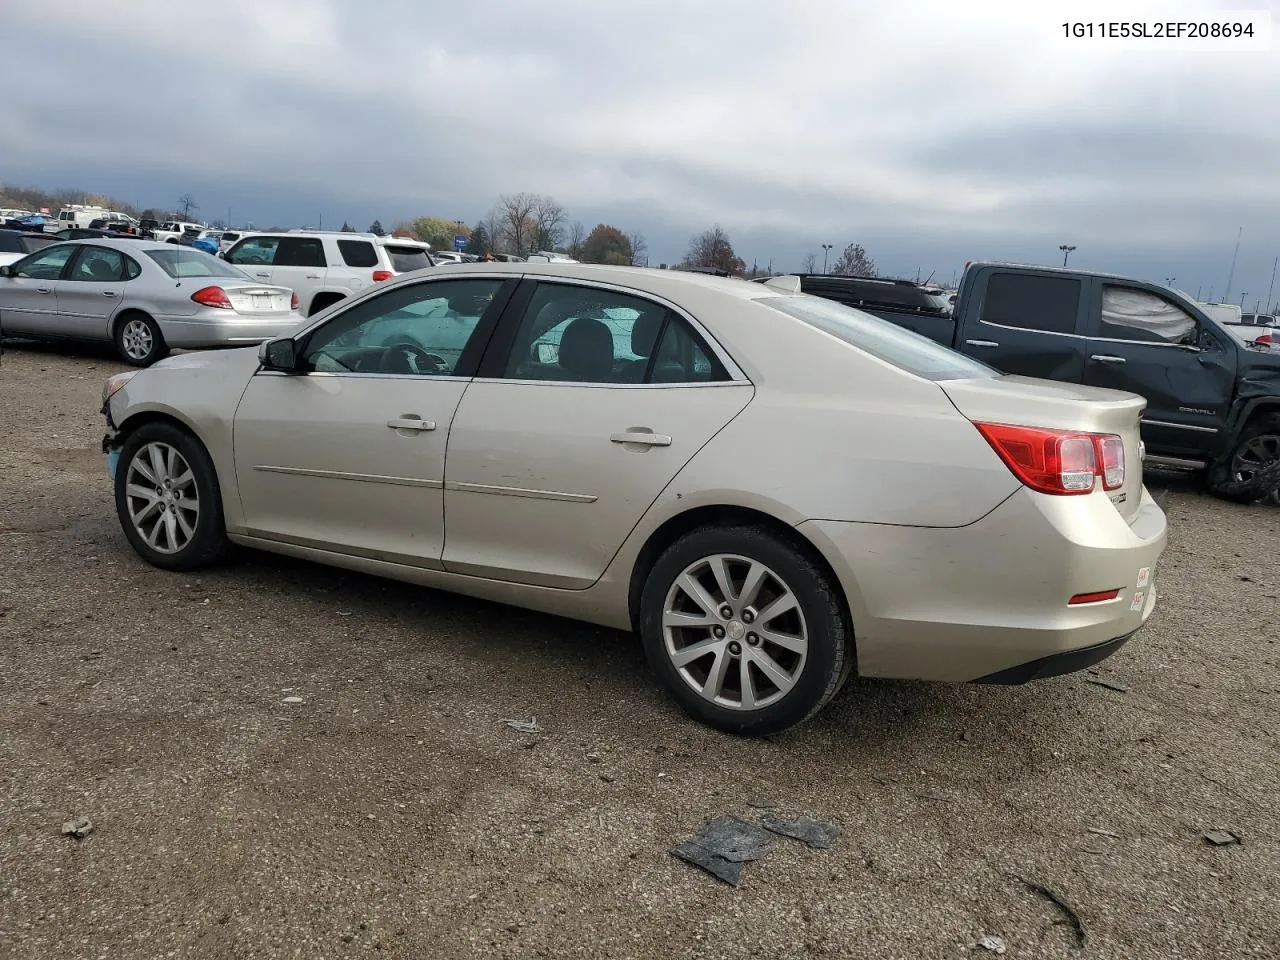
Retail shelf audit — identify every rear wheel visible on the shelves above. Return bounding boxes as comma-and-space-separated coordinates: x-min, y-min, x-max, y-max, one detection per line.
114, 422, 229, 571
1206, 414, 1280, 504
639, 525, 851, 735
114, 313, 168, 367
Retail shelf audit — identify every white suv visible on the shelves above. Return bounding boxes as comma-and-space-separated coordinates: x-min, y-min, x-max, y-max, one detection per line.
222, 231, 436, 316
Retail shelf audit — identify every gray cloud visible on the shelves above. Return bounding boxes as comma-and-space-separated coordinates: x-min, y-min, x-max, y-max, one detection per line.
3, 0, 1278, 298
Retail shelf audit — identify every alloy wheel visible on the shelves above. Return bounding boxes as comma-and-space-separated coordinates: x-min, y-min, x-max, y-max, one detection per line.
121, 319, 154, 361
662, 554, 808, 711
124, 442, 199, 554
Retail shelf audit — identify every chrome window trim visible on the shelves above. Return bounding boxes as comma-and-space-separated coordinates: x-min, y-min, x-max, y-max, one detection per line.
1141, 419, 1218, 434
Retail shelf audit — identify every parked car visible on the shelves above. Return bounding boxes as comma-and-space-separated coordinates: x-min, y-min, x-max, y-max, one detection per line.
1240, 313, 1277, 327
2, 214, 53, 233
222, 230, 436, 317
137, 218, 161, 240
0, 239, 303, 365
775, 264, 1280, 503
191, 230, 223, 255
217, 231, 241, 254
99, 263, 1166, 734
53, 228, 149, 242
88, 218, 140, 235
0, 228, 57, 267
152, 221, 205, 244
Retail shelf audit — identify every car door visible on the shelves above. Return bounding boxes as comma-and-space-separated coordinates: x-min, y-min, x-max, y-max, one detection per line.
225, 235, 281, 283
232, 275, 515, 566
957, 268, 1088, 381
1082, 281, 1236, 457
54, 244, 128, 338
269, 236, 328, 314
0, 243, 77, 336
442, 279, 754, 589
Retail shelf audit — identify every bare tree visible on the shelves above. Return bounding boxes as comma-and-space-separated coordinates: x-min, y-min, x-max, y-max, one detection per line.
497, 193, 538, 256
832, 242, 876, 277
802, 253, 818, 273
566, 221, 586, 259
626, 230, 648, 267
683, 224, 745, 274
177, 193, 199, 220
531, 195, 567, 252
481, 207, 505, 254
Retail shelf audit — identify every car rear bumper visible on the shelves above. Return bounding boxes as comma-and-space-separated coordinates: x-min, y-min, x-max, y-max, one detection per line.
155, 311, 305, 348
797, 485, 1167, 683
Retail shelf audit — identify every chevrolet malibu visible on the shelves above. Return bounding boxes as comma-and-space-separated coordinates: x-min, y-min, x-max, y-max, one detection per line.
100, 263, 1167, 734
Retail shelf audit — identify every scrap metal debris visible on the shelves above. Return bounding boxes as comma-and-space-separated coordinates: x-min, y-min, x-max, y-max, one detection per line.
1008, 874, 1086, 949
1087, 827, 1122, 839
61, 817, 93, 839
1085, 678, 1129, 693
760, 814, 840, 850
670, 816, 772, 886
1203, 829, 1242, 846
502, 718, 541, 733
976, 934, 1007, 954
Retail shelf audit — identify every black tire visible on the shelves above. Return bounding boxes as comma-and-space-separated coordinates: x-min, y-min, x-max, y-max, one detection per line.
1206, 414, 1280, 504
113, 312, 169, 367
114, 421, 230, 571
639, 524, 852, 736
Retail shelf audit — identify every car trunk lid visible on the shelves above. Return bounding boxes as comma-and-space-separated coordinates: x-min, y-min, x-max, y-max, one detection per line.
221, 284, 294, 316
939, 374, 1147, 524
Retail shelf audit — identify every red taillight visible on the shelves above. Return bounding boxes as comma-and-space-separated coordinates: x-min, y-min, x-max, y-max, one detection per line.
191, 285, 232, 309
975, 422, 1125, 496
290, 291, 299, 310
1069, 589, 1121, 605
372, 270, 393, 282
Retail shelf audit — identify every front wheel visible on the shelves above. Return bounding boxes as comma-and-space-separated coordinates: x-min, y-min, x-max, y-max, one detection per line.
114, 422, 229, 571
1206, 414, 1280, 504
639, 525, 851, 736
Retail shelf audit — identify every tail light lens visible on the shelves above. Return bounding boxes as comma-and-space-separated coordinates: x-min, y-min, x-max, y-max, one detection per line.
372, 270, 393, 282
290, 291, 299, 310
975, 423, 1125, 495
191, 285, 232, 309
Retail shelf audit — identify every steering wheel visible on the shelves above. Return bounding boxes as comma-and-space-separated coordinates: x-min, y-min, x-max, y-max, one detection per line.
379, 342, 447, 375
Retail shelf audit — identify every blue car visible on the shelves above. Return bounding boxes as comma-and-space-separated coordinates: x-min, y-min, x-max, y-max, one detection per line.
2, 213, 50, 232
191, 232, 222, 255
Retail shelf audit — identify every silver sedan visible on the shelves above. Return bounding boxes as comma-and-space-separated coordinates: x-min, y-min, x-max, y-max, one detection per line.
100, 263, 1167, 734
0, 238, 304, 366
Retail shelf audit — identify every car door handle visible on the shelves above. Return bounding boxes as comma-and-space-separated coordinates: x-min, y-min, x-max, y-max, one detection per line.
305, 273, 322, 279
964, 339, 999, 348
610, 430, 672, 447
102, 291, 117, 297
387, 416, 436, 432
1090, 354, 1126, 364
254, 272, 271, 278
36, 287, 52, 294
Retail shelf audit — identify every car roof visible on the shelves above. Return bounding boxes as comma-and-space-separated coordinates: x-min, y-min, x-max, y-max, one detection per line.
58, 237, 199, 252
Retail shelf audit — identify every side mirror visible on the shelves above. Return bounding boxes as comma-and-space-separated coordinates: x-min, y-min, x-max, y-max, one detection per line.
0, 265, 11, 278
259, 338, 298, 372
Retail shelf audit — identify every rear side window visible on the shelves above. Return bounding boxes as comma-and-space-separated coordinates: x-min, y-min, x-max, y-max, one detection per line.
1099, 286, 1196, 344
0, 233, 20, 253
759, 295, 996, 382
148, 248, 252, 279
338, 239, 378, 268
980, 273, 1081, 334
276, 237, 326, 268
382, 244, 431, 273
69, 246, 126, 282
22, 236, 56, 253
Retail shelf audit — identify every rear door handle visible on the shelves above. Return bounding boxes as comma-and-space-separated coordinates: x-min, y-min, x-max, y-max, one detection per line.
102, 291, 117, 297
387, 416, 437, 432
254, 272, 271, 278
305, 273, 322, 279
610, 431, 672, 447
36, 288, 52, 295
1090, 354, 1126, 364
964, 339, 999, 348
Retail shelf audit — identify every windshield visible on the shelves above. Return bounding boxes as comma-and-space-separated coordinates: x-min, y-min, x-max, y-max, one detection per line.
757, 294, 996, 382
146, 247, 251, 280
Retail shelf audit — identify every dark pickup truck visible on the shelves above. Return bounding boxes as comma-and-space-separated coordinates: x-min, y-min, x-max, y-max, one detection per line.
768, 264, 1280, 502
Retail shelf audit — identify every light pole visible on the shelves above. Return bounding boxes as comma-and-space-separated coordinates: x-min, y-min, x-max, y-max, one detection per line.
1239, 291, 1248, 308
1059, 244, 1076, 266
1266, 256, 1277, 314
821, 243, 833, 274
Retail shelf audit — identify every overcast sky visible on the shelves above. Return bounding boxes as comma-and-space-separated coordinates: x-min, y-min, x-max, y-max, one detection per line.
4, 0, 1279, 302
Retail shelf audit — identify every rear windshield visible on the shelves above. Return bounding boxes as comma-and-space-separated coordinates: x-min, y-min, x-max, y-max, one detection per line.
757, 294, 996, 382
0, 232, 21, 253
21, 236, 55, 253
383, 245, 432, 273
147, 248, 250, 279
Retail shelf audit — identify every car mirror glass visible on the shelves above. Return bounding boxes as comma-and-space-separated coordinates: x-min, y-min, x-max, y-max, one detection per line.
259, 338, 297, 372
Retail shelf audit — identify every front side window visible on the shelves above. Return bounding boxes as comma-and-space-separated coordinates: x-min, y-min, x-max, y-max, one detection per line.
980, 273, 1081, 335
13, 244, 76, 280
68, 246, 126, 282
1099, 285, 1197, 344
759, 294, 996, 382
501, 283, 727, 384
302, 278, 505, 376
226, 236, 281, 266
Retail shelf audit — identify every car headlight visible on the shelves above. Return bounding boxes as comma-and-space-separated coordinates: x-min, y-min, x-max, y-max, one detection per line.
102, 371, 137, 405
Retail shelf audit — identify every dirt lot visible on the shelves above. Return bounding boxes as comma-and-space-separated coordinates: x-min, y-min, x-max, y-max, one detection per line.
1, 342, 1278, 960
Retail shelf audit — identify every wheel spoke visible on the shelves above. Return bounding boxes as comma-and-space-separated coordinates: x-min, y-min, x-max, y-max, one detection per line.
750, 648, 796, 694
165, 446, 179, 479
170, 469, 195, 492
132, 500, 162, 524
663, 608, 718, 629
126, 483, 159, 502
144, 516, 165, 547
708, 556, 736, 605
738, 562, 767, 608
676, 573, 720, 620
148, 444, 167, 485
755, 591, 798, 626
739, 656, 757, 710
701, 649, 731, 699
132, 458, 158, 485
173, 507, 195, 540
757, 626, 806, 654
671, 637, 722, 668
162, 510, 179, 551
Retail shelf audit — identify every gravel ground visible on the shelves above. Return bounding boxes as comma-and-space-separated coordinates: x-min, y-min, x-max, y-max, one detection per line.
1, 342, 1278, 960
